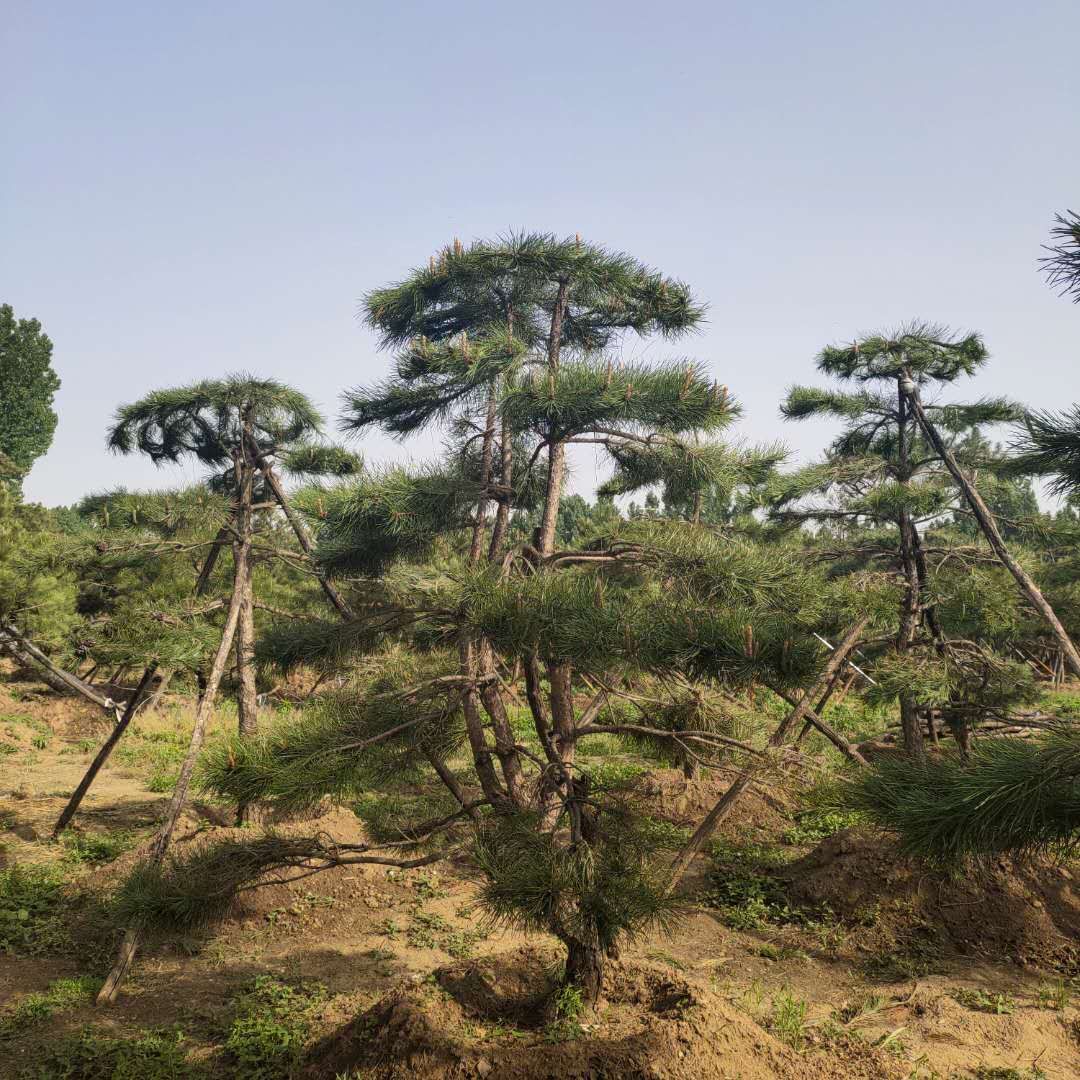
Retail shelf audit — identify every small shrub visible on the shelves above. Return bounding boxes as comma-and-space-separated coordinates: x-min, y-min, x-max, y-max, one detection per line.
544, 984, 585, 1042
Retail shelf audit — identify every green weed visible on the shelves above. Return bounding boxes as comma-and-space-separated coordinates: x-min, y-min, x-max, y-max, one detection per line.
544, 984, 585, 1043
19, 1027, 203, 1079
224, 975, 326, 1080
769, 990, 809, 1051
782, 809, 863, 845
953, 988, 1016, 1015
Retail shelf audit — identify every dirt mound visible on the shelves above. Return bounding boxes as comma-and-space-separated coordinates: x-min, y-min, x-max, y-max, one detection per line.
785, 828, 1080, 971
636, 769, 792, 836
305, 948, 905, 1080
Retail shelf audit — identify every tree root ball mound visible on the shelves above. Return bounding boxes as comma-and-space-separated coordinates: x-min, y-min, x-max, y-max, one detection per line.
304, 947, 903, 1080
784, 828, 1080, 971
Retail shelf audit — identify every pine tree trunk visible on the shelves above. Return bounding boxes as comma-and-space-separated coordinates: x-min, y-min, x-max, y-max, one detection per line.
97, 572, 246, 1005
0, 626, 118, 710
895, 380, 926, 760
469, 386, 499, 563
488, 411, 514, 560
536, 281, 570, 558
233, 419, 259, 824
563, 937, 604, 1008
256, 458, 355, 620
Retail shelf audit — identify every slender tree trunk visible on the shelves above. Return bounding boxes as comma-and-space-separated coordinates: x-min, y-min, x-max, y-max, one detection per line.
666, 618, 868, 891
488, 411, 514, 560
233, 419, 259, 824
536, 282, 570, 558
903, 374, 1080, 678
470, 386, 499, 563
456, 633, 505, 807
52, 666, 158, 837
97, 575, 246, 1005
895, 380, 926, 760
255, 458, 355, 620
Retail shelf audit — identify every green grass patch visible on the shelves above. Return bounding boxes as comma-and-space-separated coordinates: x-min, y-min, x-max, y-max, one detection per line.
0, 976, 101, 1041
953, 987, 1016, 1015
19, 1027, 204, 1079
60, 830, 135, 867
223, 975, 326, 1080
782, 809, 864, 846
0, 865, 68, 955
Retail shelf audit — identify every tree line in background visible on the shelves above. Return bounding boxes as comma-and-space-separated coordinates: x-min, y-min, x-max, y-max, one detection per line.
2, 212, 1080, 1005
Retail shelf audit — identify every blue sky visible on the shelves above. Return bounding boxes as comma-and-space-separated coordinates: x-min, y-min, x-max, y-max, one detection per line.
4, 1, 1079, 505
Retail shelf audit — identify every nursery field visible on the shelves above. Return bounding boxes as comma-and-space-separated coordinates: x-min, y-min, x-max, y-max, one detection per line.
2, 668, 1079, 1079
5, 228, 1080, 1078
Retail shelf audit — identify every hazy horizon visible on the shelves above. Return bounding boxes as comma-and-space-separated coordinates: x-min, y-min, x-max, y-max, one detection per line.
5, 1, 1079, 506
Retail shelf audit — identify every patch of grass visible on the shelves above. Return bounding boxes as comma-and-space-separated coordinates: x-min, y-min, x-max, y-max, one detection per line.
0, 975, 101, 1041
968, 1067, 1048, 1080
0, 741, 16, 755
782, 809, 864, 846
1035, 978, 1071, 1010
60, 830, 135, 867
769, 989, 809, 1051
0, 865, 68, 955
146, 770, 179, 793
584, 760, 647, 788
952, 987, 1016, 1015
223, 975, 326, 1080
756, 942, 809, 962
403, 911, 487, 958
19, 1027, 204, 1079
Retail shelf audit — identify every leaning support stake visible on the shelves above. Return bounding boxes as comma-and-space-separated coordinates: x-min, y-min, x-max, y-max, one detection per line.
97, 580, 246, 1005
901, 375, 1080, 678
52, 665, 158, 838
665, 617, 869, 893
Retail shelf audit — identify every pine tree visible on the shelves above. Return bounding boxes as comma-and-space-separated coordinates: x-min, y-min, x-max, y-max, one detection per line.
185, 235, 842, 1006
776, 324, 1030, 757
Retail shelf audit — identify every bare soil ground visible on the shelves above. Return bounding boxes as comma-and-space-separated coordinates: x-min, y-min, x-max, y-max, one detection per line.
1, 673, 1079, 1079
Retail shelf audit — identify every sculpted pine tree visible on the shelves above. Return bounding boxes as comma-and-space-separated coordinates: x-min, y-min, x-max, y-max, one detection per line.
98, 377, 360, 1002
775, 325, 1036, 757
181, 235, 848, 1007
